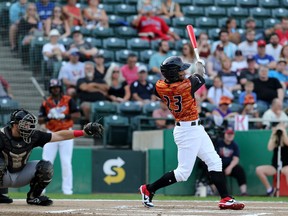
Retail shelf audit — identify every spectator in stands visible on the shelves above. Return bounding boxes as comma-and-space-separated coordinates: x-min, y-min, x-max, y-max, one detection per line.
268, 59, 288, 90
215, 128, 247, 196
280, 45, 288, 70
262, 98, 288, 129
254, 40, 276, 69
238, 29, 258, 58
68, 30, 98, 62
63, 0, 84, 27
44, 5, 71, 38
83, 0, 109, 30
241, 17, 265, 42
9, 0, 28, 52
231, 50, 248, 74
180, 43, 195, 75
132, 4, 180, 42
207, 44, 227, 78
130, 65, 157, 106
58, 48, 85, 98
225, 17, 241, 45
76, 61, 109, 122
149, 40, 172, 76
207, 76, 234, 106
274, 17, 288, 46
266, 33, 283, 62
0, 75, 13, 99
137, 0, 161, 15
160, 0, 183, 19
18, 3, 43, 46
218, 58, 241, 92
105, 65, 131, 103
240, 94, 259, 119
152, 100, 174, 129
211, 29, 237, 59
256, 122, 288, 196
92, 53, 109, 79
253, 66, 283, 109
212, 96, 236, 126
238, 81, 257, 105
120, 53, 138, 85
195, 85, 208, 103
35, 0, 54, 22
239, 55, 259, 86
42, 29, 66, 74
197, 32, 211, 60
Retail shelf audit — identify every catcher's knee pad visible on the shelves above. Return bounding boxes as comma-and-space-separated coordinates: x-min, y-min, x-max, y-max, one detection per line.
206, 156, 222, 172
35, 160, 54, 181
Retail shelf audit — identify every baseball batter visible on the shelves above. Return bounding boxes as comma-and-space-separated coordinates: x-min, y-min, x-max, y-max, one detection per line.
139, 56, 245, 210
0, 108, 103, 205
38, 79, 80, 195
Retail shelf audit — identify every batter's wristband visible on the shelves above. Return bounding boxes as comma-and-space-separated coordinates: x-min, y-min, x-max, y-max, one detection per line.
73, 130, 84, 137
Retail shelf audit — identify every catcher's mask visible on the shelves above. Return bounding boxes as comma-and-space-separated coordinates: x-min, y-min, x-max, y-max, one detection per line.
10, 109, 38, 143
160, 56, 190, 83
49, 78, 62, 93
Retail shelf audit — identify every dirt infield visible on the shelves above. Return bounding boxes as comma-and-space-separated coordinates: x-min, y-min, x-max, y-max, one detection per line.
0, 199, 287, 216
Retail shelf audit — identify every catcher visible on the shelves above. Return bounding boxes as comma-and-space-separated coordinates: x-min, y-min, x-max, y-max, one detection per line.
0, 108, 103, 205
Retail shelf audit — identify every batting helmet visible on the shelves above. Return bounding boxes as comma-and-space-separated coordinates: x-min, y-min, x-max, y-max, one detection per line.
10, 109, 38, 143
49, 79, 62, 93
160, 56, 190, 83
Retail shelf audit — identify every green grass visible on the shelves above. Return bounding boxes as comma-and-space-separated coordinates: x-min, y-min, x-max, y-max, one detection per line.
9, 192, 288, 202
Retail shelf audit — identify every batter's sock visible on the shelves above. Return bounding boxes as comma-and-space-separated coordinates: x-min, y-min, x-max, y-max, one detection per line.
209, 171, 229, 198
147, 171, 177, 193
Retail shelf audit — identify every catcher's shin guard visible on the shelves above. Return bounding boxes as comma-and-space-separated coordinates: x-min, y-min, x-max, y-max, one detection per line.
27, 160, 53, 198
0, 158, 6, 186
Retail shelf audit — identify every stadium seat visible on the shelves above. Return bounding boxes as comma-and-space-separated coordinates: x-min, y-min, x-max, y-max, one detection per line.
103, 115, 131, 148
208, 28, 221, 41
139, 49, 156, 64
114, 26, 138, 39
192, 0, 215, 6
195, 17, 218, 29
272, 8, 288, 19
108, 14, 126, 27
175, 39, 190, 51
254, 103, 268, 116
115, 49, 138, 64
115, 4, 137, 17
125, 0, 138, 5
241, 18, 263, 29
147, 74, 160, 85
232, 90, 242, 102
184, 27, 204, 39
58, 37, 73, 49
182, 6, 205, 18
174, 0, 193, 6
215, 0, 237, 7
249, 8, 271, 20
169, 50, 181, 56
92, 27, 114, 39
84, 37, 102, 48
150, 39, 175, 50
97, 49, 115, 62
143, 101, 161, 116
118, 101, 143, 118
0, 2, 12, 31
126, 15, 138, 26
263, 18, 280, 29
71, 26, 91, 37
201, 102, 216, 113
171, 17, 195, 28
282, 0, 288, 7
228, 103, 243, 112
169, 27, 185, 38
237, 0, 258, 7
161, 16, 172, 26
29, 36, 49, 73
131, 115, 157, 131
0, 98, 19, 127
102, 37, 126, 51
126, 38, 150, 52
227, 7, 249, 19
102, 0, 124, 4
259, 0, 280, 8
205, 6, 226, 18
90, 101, 118, 124
98, 4, 114, 15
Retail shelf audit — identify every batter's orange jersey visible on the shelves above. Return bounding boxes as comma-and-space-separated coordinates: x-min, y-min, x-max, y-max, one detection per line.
39, 95, 79, 132
155, 74, 205, 122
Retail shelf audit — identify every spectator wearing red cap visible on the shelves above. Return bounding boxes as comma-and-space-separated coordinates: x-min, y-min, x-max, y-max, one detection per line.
212, 96, 237, 126
215, 128, 248, 196
239, 95, 260, 129
254, 40, 276, 69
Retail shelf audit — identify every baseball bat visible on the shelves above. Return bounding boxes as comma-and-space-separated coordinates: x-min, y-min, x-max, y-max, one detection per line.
186, 25, 200, 61
30, 76, 47, 100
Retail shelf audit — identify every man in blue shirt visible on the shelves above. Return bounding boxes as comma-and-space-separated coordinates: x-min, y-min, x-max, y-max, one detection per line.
36, 0, 54, 22
268, 59, 288, 90
254, 40, 276, 69
9, 0, 28, 51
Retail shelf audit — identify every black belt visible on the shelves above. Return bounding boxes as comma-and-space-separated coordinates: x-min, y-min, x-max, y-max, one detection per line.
176, 120, 201, 126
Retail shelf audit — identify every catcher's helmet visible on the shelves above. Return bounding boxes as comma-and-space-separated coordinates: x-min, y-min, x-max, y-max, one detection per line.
49, 79, 62, 93
10, 109, 38, 143
160, 56, 190, 82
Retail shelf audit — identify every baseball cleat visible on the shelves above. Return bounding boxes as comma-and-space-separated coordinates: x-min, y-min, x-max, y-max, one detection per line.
218, 196, 245, 210
27, 195, 53, 206
139, 185, 154, 208
0, 194, 13, 204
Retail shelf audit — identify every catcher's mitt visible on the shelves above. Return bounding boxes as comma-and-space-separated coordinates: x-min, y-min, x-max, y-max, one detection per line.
83, 122, 104, 138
